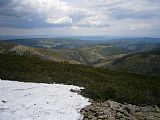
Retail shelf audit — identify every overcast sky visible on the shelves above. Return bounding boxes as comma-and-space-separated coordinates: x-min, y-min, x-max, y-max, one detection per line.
0, 0, 160, 37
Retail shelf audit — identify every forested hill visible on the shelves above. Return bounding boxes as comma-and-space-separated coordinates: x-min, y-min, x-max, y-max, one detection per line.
106, 50, 160, 77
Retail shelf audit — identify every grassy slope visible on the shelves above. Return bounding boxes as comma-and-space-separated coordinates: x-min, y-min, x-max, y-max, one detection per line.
0, 53, 160, 106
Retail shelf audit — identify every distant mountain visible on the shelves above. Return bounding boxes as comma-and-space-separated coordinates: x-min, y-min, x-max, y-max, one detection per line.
4, 37, 160, 49
67, 36, 125, 41
0, 35, 125, 41
108, 37, 160, 44
5, 38, 101, 49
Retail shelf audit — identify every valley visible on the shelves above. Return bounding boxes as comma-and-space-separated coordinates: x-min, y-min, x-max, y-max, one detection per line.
1, 37, 160, 76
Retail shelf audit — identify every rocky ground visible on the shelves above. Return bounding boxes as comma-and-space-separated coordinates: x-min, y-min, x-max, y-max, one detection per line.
81, 100, 160, 120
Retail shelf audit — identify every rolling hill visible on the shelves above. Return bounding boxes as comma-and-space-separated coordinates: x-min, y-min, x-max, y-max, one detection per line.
0, 40, 83, 64
6, 38, 100, 49
107, 50, 160, 76
1, 37, 160, 77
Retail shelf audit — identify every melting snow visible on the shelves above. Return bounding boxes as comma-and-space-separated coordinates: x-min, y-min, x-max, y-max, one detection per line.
0, 80, 90, 120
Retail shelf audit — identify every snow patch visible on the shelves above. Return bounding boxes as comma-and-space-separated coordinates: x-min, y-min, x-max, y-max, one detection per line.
0, 80, 90, 120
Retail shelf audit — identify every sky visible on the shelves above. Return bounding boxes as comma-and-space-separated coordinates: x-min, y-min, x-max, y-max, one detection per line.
0, 0, 160, 37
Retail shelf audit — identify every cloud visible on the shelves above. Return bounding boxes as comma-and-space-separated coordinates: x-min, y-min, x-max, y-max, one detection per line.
0, 0, 160, 36
75, 14, 110, 27
45, 16, 72, 25
85, 0, 160, 20
0, 0, 73, 27
1, 0, 160, 26
129, 23, 150, 30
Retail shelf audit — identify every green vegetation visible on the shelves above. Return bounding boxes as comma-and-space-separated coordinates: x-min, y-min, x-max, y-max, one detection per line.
109, 50, 160, 77
0, 40, 17, 53
0, 40, 83, 64
0, 53, 160, 106
5, 38, 160, 70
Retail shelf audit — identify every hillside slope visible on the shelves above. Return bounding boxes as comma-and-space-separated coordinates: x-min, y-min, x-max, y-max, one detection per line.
108, 50, 160, 76
5, 38, 160, 65
0, 53, 160, 106
1, 39, 160, 77
0, 40, 83, 64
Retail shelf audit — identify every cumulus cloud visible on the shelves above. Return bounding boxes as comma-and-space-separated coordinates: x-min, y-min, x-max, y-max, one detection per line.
0, 0, 73, 26
0, 0, 160, 36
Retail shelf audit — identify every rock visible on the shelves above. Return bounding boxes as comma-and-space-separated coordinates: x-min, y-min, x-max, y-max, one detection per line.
141, 106, 155, 112
81, 100, 160, 120
70, 89, 81, 94
2, 100, 7, 103
116, 112, 124, 119
123, 104, 138, 114
106, 100, 121, 110
90, 116, 97, 120
83, 118, 88, 120
98, 115, 108, 119
108, 117, 115, 120
155, 105, 160, 113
